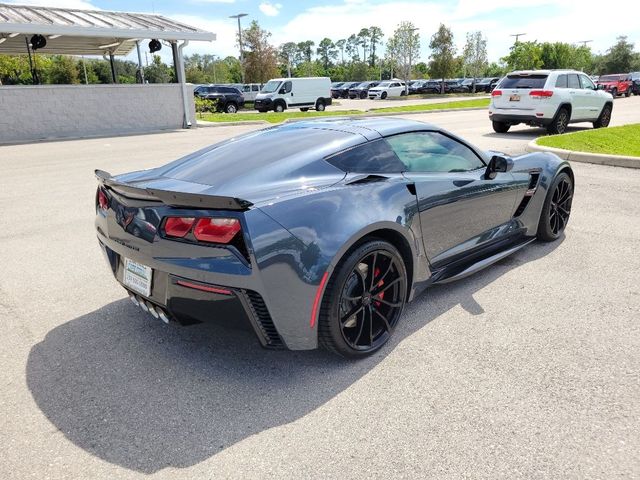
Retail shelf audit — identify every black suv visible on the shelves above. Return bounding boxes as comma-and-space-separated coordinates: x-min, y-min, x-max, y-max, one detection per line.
348, 81, 380, 99
335, 82, 361, 99
195, 85, 245, 113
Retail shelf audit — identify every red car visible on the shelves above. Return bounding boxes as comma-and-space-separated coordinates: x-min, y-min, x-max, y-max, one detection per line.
596, 74, 633, 97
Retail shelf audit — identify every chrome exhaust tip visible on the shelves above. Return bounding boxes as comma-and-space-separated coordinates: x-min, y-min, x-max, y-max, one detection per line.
148, 303, 160, 319
158, 309, 170, 324
139, 300, 149, 313
129, 293, 139, 306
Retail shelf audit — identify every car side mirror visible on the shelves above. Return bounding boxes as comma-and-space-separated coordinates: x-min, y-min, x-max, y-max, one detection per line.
485, 155, 513, 180
279, 88, 286, 94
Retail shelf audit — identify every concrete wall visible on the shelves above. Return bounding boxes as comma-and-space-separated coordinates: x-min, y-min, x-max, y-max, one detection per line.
0, 84, 196, 144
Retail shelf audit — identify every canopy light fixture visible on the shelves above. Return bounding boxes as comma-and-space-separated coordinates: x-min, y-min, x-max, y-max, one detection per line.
0, 37, 6, 45
149, 39, 161, 53
48, 35, 62, 39
30, 34, 46, 50
8, 32, 20, 38
98, 41, 120, 49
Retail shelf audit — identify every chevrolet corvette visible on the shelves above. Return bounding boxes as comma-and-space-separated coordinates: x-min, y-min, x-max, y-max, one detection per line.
95, 118, 573, 358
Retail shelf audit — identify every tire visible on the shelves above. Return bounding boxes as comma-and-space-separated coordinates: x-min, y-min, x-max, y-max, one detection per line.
381, 91, 388, 99
537, 172, 573, 242
274, 102, 285, 113
547, 107, 570, 135
492, 121, 510, 133
225, 102, 238, 114
593, 103, 612, 129
318, 240, 408, 358
625, 89, 631, 98
315, 100, 326, 112
610, 88, 617, 98
360, 91, 367, 99
400, 90, 406, 96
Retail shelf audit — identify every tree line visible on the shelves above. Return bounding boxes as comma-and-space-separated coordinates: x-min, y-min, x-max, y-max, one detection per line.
1, 20, 639, 86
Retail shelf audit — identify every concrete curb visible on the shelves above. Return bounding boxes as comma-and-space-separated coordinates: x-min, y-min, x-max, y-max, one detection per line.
526, 139, 640, 169
196, 106, 487, 128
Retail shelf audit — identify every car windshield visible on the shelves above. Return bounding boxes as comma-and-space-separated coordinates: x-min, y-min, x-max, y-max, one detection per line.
261, 80, 282, 93
599, 75, 622, 82
499, 74, 548, 89
377, 82, 390, 87
331, 82, 343, 87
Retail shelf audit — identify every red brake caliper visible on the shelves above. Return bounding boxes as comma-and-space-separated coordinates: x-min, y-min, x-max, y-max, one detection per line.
374, 267, 384, 307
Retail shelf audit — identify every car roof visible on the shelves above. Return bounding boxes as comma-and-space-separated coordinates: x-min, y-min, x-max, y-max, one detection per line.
286, 117, 439, 140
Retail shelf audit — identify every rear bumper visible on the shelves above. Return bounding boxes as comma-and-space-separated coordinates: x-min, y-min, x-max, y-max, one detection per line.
99, 238, 284, 348
489, 111, 553, 127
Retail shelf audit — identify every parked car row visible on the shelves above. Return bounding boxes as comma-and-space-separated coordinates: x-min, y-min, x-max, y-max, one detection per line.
407, 77, 501, 94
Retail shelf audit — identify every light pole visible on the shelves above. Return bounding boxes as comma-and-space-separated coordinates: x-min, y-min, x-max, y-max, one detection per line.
510, 33, 527, 44
230, 13, 248, 83
577, 40, 593, 47
407, 27, 419, 95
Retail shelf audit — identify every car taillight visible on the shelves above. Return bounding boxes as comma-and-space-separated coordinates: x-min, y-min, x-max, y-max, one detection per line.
164, 217, 195, 238
529, 90, 554, 97
491, 90, 502, 96
97, 187, 109, 211
193, 218, 241, 244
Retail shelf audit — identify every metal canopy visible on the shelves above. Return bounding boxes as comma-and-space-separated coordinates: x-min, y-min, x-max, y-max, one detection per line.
0, 2, 215, 55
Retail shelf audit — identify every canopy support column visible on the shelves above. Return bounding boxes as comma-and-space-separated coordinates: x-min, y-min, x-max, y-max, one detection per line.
172, 40, 191, 129
135, 41, 145, 84
109, 52, 117, 83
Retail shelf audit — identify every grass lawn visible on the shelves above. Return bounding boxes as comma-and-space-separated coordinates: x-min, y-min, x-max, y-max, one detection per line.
537, 124, 640, 157
199, 98, 489, 124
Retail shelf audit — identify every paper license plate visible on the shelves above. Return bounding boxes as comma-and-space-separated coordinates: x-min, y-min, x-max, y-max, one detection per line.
509, 94, 520, 102
123, 258, 153, 297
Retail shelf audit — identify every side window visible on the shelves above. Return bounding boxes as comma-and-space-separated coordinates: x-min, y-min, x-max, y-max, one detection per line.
568, 74, 580, 89
242, 85, 250, 92
325, 139, 405, 173
580, 75, 595, 90
555, 75, 568, 88
252, 85, 259, 91
385, 132, 485, 173
282, 81, 292, 93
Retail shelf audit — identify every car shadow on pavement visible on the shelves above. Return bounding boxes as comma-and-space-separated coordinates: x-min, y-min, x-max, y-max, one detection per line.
483, 125, 591, 141
26, 239, 562, 474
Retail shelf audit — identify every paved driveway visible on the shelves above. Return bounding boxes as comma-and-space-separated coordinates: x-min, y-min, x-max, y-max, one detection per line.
1, 102, 639, 479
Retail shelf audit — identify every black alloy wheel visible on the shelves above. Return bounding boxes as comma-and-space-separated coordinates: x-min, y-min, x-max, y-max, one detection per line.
537, 172, 573, 241
547, 107, 569, 135
593, 104, 612, 128
319, 240, 407, 358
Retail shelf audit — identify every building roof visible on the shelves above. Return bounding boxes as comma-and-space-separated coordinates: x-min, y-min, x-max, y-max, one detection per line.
0, 2, 215, 56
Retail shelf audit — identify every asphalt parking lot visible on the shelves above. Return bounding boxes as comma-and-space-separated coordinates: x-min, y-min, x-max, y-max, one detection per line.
1, 102, 639, 479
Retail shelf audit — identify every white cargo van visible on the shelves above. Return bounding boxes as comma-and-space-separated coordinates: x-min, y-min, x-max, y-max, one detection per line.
254, 77, 333, 112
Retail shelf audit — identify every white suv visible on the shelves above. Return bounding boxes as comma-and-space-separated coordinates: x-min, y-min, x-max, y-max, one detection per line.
368, 81, 406, 99
489, 70, 613, 134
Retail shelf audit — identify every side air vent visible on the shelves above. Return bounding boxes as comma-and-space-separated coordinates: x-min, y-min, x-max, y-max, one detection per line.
244, 290, 283, 348
513, 172, 541, 217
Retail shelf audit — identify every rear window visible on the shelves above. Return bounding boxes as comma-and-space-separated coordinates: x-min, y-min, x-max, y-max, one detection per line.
499, 74, 548, 89
325, 139, 405, 173
161, 128, 355, 184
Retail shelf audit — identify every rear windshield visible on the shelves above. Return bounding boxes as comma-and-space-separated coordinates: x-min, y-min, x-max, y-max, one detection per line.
499, 74, 548, 89
160, 128, 354, 185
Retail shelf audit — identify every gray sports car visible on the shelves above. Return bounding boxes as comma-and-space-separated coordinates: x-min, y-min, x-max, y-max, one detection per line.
95, 118, 573, 358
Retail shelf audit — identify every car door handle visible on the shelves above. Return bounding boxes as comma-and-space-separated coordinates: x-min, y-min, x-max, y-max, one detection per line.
569, 91, 576, 94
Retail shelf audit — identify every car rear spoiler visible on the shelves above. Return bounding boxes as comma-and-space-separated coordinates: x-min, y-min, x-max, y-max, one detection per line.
95, 169, 253, 210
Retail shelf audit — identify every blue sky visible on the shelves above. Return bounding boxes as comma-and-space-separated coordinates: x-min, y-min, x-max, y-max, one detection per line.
6, 0, 638, 63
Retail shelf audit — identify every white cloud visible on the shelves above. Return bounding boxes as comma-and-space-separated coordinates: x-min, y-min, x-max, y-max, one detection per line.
259, 2, 283, 17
